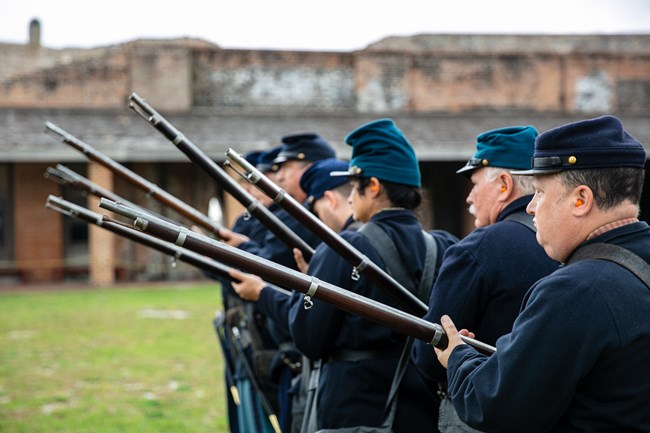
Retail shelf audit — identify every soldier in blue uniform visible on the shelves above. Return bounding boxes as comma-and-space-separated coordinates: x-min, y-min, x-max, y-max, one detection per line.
435, 115, 650, 432
412, 126, 559, 432
228, 158, 354, 433
288, 119, 458, 432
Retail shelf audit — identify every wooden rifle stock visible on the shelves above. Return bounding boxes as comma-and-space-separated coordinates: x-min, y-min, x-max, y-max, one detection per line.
45, 195, 234, 282
43, 122, 223, 237
99, 197, 496, 354
127, 92, 314, 261
225, 148, 429, 316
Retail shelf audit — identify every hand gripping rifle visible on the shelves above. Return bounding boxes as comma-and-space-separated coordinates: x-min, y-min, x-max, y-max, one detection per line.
225, 148, 428, 317
98, 198, 496, 354
128, 92, 314, 261
44, 122, 223, 237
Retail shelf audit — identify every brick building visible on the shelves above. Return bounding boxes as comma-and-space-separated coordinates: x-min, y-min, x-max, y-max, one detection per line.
1, 20, 649, 285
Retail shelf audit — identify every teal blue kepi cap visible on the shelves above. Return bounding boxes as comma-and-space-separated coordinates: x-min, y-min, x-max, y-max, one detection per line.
456, 125, 539, 176
330, 118, 421, 187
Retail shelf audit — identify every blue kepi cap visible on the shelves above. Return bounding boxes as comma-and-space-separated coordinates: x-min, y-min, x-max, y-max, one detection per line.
256, 146, 282, 173
330, 119, 421, 187
300, 158, 350, 208
274, 133, 335, 164
512, 115, 646, 175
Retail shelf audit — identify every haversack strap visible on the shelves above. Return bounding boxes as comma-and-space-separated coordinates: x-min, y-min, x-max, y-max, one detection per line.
567, 243, 650, 289
503, 209, 536, 232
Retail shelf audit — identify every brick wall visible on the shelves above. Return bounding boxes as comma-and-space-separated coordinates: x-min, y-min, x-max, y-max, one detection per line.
193, 49, 356, 112
14, 163, 63, 282
0, 49, 131, 109
131, 45, 192, 111
1, 36, 649, 114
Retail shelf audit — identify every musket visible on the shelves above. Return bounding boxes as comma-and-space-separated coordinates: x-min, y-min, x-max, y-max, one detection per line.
44, 122, 223, 237
45, 195, 234, 282
98, 197, 496, 354
225, 148, 428, 317
127, 92, 314, 261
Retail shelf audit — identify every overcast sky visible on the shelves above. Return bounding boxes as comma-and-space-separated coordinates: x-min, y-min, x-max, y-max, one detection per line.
1, 0, 650, 51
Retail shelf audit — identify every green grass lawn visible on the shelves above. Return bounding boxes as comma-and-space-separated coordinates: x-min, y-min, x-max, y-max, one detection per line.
0, 282, 229, 433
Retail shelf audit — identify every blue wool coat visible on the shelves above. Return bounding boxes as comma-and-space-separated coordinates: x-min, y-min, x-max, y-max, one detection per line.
447, 221, 650, 433
288, 209, 458, 432
412, 195, 559, 386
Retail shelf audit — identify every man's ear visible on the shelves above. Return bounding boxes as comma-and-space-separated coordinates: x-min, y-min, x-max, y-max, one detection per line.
323, 190, 337, 207
497, 172, 514, 201
572, 185, 593, 216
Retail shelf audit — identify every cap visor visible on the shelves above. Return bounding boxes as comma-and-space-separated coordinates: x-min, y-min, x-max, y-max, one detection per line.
510, 167, 562, 176
455, 164, 475, 176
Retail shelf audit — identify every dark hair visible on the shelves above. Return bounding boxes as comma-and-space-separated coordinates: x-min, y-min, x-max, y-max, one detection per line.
333, 182, 353, 198
308, 182, 353, 214
558, 167, 645, 210
355, 177, 422, 210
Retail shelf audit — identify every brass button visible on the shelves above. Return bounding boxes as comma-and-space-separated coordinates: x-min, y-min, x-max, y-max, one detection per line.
568, 156, 577, 165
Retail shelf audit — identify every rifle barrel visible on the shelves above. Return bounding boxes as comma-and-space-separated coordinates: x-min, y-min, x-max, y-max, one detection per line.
45, 195, 233, 281
225, 148, 428, 316
98, 197, 495, 353
43, 122, 223, 236
45, 164, 145, 213
128, 92, 314, 261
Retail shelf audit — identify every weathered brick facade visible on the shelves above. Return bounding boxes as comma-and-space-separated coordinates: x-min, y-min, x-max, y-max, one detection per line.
2, 34, 649, 115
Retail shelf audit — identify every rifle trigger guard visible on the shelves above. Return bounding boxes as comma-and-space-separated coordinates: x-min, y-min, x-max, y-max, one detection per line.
303, 278, 319, 310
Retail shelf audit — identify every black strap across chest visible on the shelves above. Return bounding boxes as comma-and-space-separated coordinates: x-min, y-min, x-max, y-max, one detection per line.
567, 243, 650, 290
503, 209, 536, 232
357, 221, 438, 302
